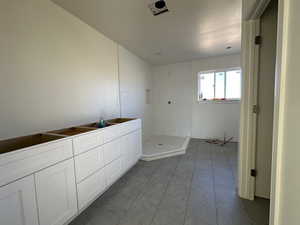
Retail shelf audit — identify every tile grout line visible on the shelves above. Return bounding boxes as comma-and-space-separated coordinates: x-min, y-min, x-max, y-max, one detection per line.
222, 146, 236, 188
210, 143, 220, 225
148, 156, 182, 225
222, 145, 259, 225
181, 144, 197, 225
79, 141, 266, 225
115, 161, 166, 225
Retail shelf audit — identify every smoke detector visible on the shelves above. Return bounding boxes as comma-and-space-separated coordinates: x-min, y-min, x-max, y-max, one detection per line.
148, 0, 169, 16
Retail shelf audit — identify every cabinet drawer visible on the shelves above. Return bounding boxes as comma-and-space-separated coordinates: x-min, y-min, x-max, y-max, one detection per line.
128, 119, 142, 132
102, 125, 121, 143
105, 158, 122, 187
119, 119, 141, 136
74, 146, 104, 183
103, 140, 121, 165
73, 131, 103, 155
0, 139, 73, 187
77, 168, 106, 211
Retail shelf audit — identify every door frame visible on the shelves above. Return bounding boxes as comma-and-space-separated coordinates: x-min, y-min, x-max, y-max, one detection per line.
239, 0, 289, 225
238, 18, 260, 201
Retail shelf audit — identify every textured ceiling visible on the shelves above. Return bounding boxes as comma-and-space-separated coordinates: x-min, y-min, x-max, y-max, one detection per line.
52, 0, 242, 65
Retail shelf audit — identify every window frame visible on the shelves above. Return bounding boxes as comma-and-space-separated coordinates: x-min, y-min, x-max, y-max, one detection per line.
197, 67, 241, 103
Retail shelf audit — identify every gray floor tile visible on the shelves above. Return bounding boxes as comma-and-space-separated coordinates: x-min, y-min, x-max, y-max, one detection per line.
93, 189, 137, 215
217, 202, 255, 225
68, 139, 269, 225
165, 182, 190, 199
151, 205, 186, 225
241, 198, 270, 225
184, 210, 217, 225
69, 211, 89, 225
86, 206, 121, 225
141, 183, 169, 206
186, 186, 217, 225
120, 196, 157, 225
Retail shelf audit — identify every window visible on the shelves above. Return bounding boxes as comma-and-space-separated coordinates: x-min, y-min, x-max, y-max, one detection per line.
198, 69, 241, 102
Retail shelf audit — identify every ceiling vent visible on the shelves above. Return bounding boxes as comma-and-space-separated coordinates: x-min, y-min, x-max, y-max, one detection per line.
148, 0, 169, 16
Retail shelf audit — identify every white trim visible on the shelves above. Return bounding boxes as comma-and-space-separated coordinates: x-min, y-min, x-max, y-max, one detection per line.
198, 68, 242, 102
197, 67, 241, 74
141, 150, 186, 161
270, 0, 289, 225
250, 0, 272, 20
238, 19, 260, 200
198, 100, 240, 104
240, 0, 288, 224
243, 0, 271, 20
117, 45, 122, 118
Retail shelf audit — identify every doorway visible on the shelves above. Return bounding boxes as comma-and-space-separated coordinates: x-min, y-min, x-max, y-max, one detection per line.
255, 0, 278, 199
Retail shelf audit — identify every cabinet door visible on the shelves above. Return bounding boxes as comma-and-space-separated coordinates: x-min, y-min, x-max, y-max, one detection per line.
120, 135, 132, 172
35, 159, 78, 225
0, 175, 39, 225
77, 168, 106, 211
105, 158, 122, 187
135, 130, 142, 161
120, 130, 142, 173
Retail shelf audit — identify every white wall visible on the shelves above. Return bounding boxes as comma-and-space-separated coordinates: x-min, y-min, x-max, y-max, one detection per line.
118, 46, 153, 140
152, 54, 241, 141
275, 0, 300, 224
0, 0, 152, 140
152, 63, 193, 137
191, 54, 241, 141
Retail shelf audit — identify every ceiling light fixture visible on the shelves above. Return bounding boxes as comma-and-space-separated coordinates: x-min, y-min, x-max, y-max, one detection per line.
226, 46, 232, 50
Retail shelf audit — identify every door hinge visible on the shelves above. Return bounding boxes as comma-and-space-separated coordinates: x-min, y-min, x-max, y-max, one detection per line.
251, 169, 257, 177
255, 35, 262, 45
253, 105, 259, 114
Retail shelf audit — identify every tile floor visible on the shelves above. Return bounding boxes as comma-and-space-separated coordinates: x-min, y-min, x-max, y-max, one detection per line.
70, 139, 270, 225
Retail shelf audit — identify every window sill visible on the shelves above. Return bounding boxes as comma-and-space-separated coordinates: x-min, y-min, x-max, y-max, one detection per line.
197, 100, 240, 104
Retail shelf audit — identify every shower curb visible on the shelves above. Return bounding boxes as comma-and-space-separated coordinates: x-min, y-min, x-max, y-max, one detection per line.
141, 136, 190, 161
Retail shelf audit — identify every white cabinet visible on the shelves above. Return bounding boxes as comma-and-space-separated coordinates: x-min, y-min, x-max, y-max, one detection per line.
133, 130, 142, 162
0, 118, 142, 225
0, 139, 73, 187
120, 134, 131, 172
129, 130, 141, 165
73, 131, 103, 155
103, 139, 121, 165
118, 119, 141, 136
120, 130, 142, 173
35, 159, 78, 225
74, 146, 104, 183
77, 168, 106, 211
105, 158, 122, 187
0, 175, 39, 225
102, 125, 121, 143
